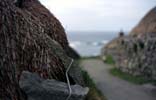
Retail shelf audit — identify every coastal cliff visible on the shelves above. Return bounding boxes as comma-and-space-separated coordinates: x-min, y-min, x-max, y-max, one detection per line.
102, 7, 156, 80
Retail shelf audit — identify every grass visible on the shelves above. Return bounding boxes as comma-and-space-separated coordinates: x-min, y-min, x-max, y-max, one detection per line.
81, 56, 100, 60
103, 55, 156, 85
82, 70, 107, 100
103, 55, 115, 65
110, 68, 156, 85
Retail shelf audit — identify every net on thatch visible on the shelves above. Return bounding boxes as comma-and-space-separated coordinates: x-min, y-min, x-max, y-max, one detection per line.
20, 0, 80, 59
0, 0, 74, 100
21, 0, 68, 48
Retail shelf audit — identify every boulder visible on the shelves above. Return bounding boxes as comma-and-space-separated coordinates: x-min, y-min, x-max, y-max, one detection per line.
19, 71, 89, 100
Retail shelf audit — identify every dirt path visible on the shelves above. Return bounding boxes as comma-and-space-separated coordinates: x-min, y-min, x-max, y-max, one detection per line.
81, 59, 156, 100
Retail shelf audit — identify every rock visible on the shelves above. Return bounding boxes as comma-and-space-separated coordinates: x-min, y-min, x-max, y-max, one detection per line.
19, 71, 89, 100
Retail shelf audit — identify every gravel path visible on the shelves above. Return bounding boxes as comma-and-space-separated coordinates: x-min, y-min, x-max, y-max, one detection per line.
81, 59, 156, 100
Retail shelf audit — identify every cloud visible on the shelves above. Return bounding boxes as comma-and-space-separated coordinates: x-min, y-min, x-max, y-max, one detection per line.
40, 0, 155, 31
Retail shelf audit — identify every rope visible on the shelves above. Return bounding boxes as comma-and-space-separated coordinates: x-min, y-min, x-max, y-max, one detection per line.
65, 58, 74, 100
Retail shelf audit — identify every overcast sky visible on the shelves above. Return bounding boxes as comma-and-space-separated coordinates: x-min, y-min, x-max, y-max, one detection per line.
40, 0, 155, 32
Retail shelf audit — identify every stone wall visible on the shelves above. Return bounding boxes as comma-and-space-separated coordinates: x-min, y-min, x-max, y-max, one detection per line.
111, 36, 156, 80
102, 7, 156, 80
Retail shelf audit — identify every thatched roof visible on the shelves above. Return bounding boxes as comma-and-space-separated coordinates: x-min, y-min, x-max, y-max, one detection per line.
130, 7, 156, 37
104, 7, 156, 52
0, 0, 76, 100
21, 0, 68, 48
21, 0, 80, 59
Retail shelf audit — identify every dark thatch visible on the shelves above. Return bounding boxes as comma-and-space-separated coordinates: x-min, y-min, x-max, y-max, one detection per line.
21, 0, 68, 48
0, 0, 76, 100
21, 0, 80, 59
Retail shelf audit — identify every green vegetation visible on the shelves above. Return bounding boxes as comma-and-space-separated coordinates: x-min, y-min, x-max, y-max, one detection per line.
110, 68, 155, 84
81, 56, 100, 60
82, 70, 106, 100
104, 55, 115, 65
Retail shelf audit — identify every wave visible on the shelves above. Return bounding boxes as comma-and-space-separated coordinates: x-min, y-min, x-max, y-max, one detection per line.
69, 40, 109, 48
69, 41, 81, 48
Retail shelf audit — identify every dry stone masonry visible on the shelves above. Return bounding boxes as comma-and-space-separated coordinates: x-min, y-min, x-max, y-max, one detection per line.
102, 7, 156, 80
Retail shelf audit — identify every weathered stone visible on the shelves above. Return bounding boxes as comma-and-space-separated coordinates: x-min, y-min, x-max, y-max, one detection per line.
19, 71, 89, 100
102, 7, 156, 80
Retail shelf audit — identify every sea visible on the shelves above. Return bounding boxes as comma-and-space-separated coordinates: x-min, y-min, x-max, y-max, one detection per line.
67, 31, 118, 57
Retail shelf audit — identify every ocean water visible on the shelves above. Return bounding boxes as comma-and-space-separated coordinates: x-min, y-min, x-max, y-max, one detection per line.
67, 31, 118, 57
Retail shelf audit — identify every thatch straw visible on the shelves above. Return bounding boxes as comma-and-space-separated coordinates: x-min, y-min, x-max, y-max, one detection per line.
21, 0, 80, 59
0, 0, 74, 100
